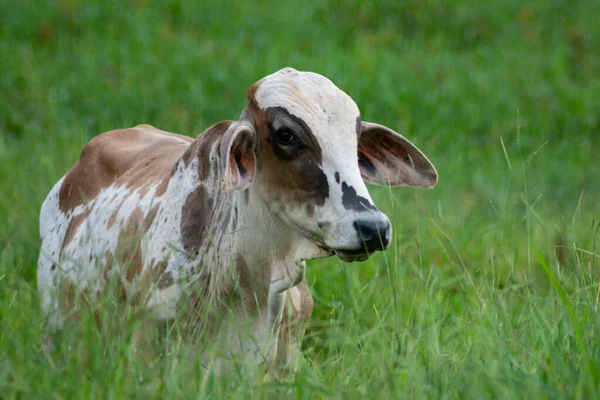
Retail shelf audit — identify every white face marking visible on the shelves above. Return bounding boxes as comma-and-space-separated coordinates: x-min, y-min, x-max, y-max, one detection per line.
253, 67, 389, 252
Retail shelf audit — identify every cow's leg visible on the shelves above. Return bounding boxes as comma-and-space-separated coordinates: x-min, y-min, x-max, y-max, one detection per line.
37, 257, 63, 351
274, 279, 313, 375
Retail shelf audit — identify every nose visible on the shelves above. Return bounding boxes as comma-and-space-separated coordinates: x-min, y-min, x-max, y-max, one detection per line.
353, 218, 391, 252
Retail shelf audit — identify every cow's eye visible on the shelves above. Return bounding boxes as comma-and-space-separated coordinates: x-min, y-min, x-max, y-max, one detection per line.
275, 129, 296, 146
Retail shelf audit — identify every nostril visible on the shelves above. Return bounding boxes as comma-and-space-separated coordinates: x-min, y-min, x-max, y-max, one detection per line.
354, 218, 391, 251
353, 220, 374, 242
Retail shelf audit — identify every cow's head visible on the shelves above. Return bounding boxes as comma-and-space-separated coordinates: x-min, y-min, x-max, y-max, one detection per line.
220, 68, 437, 262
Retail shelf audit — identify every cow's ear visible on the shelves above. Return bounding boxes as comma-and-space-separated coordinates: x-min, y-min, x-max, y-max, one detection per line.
358, 121, 438, 188
220, 121, 257, 191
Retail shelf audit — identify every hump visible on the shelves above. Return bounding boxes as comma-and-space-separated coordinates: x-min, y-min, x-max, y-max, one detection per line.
58, 124, 193, 213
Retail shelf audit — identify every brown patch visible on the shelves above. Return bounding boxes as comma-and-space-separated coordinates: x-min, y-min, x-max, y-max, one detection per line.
60, 252, 129, 324
63, 208, 93, 247
144, 204, 160, 231
153, 260, 174, 289
221, 121, 257, 189
158, 271, 174, 289
231, 206, 238, 231
235, 255, 268, 314
180, 185, 214, 254
59, 278, 76, 317
59, 125, 192, 213
235, 255, 252, 294
220, 206, 232, 236
180, 121, 233, 182
102, 252, 128, 302
103, 252, 114, 281
116, 207, 145, 282
106, 198, 125, 229
243, 103, 329, 209
246, 79, 262, 105
185, 272, 214, 333
59, 279, 99, 324
155, 175, 170, 197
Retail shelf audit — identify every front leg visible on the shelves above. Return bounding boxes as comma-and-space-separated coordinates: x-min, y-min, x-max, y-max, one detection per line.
274, 279, 313, 374
266, 260, 310, 370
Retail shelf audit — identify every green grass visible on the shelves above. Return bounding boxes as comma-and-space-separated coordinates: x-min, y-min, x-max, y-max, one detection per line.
2, 0, 600, 398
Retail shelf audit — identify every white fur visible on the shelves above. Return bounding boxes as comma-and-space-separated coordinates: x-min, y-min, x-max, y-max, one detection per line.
37, 68, 408, 374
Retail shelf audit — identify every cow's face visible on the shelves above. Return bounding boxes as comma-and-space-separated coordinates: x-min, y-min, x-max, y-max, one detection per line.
230, 68, 437, 262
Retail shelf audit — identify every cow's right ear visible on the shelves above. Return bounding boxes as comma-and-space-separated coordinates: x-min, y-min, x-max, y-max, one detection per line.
220, 121, 257, 191
358, 121, 437, 188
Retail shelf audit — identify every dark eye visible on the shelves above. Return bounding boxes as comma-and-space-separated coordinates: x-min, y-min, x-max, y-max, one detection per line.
275, 129, 296, 146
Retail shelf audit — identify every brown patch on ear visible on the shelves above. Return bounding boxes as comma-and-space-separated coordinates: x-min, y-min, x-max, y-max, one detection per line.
63, 208, 93, 247
220, 121, 257, 191
181, 185, 214, 255
229, 140, 256, 187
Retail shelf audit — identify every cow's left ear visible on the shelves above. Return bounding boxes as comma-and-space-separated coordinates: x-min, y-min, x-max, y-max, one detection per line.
220, 121, 257, 191
358, 121, 438, 188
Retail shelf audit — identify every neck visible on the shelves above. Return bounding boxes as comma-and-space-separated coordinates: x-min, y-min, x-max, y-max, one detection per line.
152, 137, 314, 359
159, 136, 304, 307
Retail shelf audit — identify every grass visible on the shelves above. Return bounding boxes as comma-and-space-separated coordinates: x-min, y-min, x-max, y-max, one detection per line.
1, 0, 600, 398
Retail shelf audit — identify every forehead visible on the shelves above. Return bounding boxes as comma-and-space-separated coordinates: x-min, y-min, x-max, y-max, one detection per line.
253, 68, 360, 130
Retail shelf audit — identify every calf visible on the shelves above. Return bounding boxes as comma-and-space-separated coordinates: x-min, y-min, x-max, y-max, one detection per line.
37, 67, 437, 372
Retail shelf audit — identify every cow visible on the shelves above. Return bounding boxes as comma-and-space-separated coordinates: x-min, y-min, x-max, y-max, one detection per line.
37, 67, 437, 374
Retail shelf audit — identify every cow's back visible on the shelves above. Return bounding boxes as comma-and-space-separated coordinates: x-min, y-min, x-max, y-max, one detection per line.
58, 124, 193, 213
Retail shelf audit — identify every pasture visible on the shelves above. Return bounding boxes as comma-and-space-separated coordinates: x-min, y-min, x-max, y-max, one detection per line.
1, 1, 599, 398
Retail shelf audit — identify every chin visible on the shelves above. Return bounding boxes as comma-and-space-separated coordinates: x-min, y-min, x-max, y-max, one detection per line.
334, 250, 371, 263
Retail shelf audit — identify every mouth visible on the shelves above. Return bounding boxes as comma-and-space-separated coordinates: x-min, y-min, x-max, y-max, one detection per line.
334, 249, 371, 263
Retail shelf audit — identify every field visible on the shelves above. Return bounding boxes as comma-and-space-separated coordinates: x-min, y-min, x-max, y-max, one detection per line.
1, 1, 600, 398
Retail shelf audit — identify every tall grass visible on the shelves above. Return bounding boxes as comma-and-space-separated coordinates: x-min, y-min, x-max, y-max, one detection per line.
1, 0, 600, 398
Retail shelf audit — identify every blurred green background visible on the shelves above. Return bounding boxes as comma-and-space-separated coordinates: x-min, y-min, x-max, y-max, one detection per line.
1, 1, 599, 398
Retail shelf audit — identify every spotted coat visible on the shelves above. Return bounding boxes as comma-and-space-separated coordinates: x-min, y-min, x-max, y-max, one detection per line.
37, 67, 438, 373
